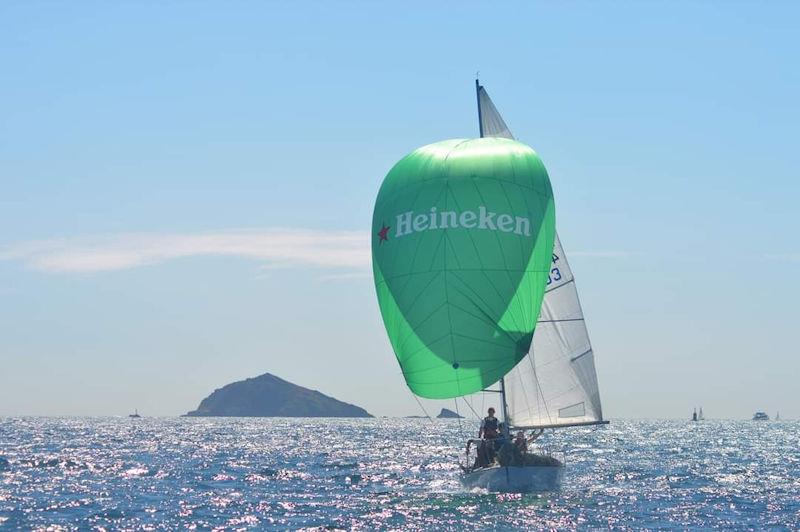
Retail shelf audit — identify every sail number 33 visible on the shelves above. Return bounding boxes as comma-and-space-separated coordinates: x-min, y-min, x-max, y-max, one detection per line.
546, 253, 562, 286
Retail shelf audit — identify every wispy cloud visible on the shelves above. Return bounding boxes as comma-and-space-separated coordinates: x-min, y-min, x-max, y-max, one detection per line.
0, 229, 370, 273
0, 228, 636, 275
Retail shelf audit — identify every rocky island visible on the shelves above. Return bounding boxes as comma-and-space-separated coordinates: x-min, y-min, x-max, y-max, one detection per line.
185, 372, 372, 418
405, 408, 465, 419
437, 408, 464, 419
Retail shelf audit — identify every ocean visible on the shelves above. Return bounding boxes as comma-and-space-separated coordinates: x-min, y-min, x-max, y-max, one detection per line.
0, 417, 798, 530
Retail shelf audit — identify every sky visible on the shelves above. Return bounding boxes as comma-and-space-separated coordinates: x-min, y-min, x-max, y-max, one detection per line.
1, 1, 798, 420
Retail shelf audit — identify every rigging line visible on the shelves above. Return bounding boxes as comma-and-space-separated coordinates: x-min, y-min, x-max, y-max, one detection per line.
411, 394, 433, 423
454, 399, 463, 434
461, 396, 481, 420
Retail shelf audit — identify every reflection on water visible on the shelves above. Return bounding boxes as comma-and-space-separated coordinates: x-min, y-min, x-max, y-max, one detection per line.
0, 418, 798, 529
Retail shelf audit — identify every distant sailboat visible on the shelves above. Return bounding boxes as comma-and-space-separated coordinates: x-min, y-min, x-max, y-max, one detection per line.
129, 409, 141, 418
698, 407, 704, 421
692, 408, 698, 422
775, 411, 780, 421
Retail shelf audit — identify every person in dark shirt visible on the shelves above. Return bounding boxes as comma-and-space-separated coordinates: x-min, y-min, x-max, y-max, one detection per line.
478, 407, 499, 439
475, 408, 500, 467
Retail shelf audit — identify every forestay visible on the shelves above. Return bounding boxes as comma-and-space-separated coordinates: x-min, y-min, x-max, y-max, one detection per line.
477, 82, 604, 428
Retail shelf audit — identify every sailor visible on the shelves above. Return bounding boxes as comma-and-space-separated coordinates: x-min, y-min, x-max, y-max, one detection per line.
513, 431, 528, 454
478, 408, 499, 439
475, 407, 500, 467
494, 423, 515, 466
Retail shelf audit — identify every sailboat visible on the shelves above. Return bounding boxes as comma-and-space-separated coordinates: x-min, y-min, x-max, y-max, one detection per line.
461, 80, 607, 491
692, 408, 698, 422
129, 409, 141, 418
371, 79, 606, 493
698, 407, 704, 421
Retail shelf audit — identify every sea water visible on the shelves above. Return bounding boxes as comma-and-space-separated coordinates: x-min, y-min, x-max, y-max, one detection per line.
0, 418, 798, 530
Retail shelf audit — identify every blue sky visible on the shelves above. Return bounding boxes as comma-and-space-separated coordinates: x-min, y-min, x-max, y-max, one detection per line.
1, 2, 798, 418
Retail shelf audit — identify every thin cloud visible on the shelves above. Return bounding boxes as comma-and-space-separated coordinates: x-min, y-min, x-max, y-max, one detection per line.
0, 229, 636, 275
0, 229, 370, 273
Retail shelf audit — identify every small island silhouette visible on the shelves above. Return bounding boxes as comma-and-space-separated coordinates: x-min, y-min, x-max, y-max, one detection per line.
185, 372, 372, 418
405, 408, 465, 419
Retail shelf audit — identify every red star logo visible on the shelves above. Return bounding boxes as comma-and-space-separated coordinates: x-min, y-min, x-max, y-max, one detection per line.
377, 223, 390, 244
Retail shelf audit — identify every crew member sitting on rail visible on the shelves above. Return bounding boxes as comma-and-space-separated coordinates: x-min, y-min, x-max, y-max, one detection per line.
513, 431, 528, 454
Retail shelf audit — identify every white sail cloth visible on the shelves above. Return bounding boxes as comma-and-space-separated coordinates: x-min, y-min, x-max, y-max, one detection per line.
477, 85, 513, 139
504, 236, 603, 427
477, 82, 604, 428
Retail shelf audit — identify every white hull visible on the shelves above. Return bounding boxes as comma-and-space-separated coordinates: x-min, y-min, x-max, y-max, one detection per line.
461, 465, 564, 492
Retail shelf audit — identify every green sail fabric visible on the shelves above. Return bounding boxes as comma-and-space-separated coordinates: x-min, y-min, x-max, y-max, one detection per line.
372, 138, 556, 399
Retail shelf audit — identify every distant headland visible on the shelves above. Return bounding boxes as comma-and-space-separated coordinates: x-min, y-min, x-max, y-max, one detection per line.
185, 372, 372, 418
405, 408, 465, 419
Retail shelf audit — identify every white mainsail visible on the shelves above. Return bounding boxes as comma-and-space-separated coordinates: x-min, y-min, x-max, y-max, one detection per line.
477, 82, 604, 428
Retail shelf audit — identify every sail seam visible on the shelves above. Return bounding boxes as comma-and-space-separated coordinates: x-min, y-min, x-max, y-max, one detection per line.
570, 349, 592, 363
544, 278, 575, 293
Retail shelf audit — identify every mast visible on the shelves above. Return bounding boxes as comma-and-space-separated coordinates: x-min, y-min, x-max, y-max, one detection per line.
499, 377, 510, 436
477, 77, 511, 435
476, 78, 484, 138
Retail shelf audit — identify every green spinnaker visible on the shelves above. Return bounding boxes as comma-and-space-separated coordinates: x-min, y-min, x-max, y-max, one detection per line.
372, 138, 556, 399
